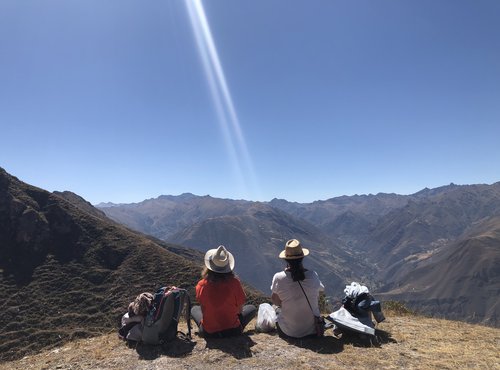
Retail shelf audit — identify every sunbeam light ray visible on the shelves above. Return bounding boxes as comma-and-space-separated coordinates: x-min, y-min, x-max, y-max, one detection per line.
186, 0, 260, 199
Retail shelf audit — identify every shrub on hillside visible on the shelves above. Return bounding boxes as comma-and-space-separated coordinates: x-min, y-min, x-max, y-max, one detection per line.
384, 301, 414, 315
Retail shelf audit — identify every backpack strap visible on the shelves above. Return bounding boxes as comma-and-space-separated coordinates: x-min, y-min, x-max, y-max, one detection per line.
175, 289, 193, 341
184, 292, 192, 339
152, 286, 169, 322
298, 280, 325, 337
297, 280, 315, 315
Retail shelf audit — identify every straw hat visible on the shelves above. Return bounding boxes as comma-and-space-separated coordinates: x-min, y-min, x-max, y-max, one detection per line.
279, 239, 309, 259
204, 245, 235, 273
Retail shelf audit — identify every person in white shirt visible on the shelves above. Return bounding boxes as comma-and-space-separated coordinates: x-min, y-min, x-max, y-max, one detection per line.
270, 239, 325, 338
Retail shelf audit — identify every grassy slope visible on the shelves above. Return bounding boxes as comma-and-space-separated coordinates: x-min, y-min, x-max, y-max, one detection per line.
1, 309, 498, 370
0, 169, 265, 362
2, 170, 498, 368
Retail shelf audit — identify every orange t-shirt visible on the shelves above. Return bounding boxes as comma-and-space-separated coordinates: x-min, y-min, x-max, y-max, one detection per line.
195, 276, 246, 333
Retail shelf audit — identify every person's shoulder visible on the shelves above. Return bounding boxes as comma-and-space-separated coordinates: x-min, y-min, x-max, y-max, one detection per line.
305, 270, 320, 279
272, 271, 287, 280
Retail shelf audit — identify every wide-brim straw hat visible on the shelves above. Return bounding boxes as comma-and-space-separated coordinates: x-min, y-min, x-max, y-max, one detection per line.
204, 245, 235, 273
279, 239, 309, 259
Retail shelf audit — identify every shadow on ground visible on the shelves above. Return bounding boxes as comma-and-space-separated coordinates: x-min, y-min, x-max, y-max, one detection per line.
276, 332, 344, 354
128, 327, 396, 361
134, 337, 196, 360
338, 328, 397, 347
268, 327, 396, 352
203, 333, 256, 359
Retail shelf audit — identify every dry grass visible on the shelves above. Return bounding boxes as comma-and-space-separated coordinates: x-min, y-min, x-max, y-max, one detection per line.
2, 310, 499, 370
0, 173, 266, 363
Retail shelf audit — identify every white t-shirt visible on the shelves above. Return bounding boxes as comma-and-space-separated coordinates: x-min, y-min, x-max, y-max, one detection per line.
271, 270, 325, 338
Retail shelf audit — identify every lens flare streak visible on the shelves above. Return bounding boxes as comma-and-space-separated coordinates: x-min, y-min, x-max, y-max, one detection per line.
186, 0, 259, 198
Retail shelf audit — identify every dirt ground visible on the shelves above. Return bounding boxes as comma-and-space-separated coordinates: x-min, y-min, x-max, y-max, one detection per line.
2, 314, 499, 370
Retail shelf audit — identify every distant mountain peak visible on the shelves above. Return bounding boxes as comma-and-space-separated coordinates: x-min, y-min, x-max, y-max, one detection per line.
54, 191, 107, 219
157, 193, 198, 201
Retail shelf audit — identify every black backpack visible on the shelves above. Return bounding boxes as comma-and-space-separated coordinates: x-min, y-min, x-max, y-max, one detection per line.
142, 286, 192, 344
342, 293, 372, 317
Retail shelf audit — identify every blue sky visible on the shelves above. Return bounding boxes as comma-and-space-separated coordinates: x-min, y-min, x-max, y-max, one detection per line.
1, 0, 499, 204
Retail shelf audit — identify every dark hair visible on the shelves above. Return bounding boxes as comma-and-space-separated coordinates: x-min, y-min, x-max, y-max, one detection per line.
201, 266, 234, 282
285, 258, 306, 282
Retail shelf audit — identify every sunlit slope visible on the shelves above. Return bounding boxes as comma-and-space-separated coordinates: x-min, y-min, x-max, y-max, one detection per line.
379, 215, 500, 327
100, 195, 373, 297
363, 183, 500, 277
0, 168, 265, 361
169, 204, 371, 295
99, 182, 500, 327
2, 311, 499, 370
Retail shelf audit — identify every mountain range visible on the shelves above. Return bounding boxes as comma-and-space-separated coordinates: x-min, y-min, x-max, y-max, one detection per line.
98, 183, 500, 326
378, 215, 500, 324
0, 168, 264, 361
98, 194, 374, 296
1, 165, 499, 362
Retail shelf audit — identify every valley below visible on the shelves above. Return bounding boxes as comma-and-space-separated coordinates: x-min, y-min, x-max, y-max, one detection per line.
1, 166, 499, 366
99, 182, 500, 327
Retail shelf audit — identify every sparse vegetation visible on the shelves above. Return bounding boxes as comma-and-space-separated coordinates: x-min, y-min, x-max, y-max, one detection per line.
1, 313, 499, 370
383, 301, 415, 316
0, 169, 266, 362
1, 168, 500, 369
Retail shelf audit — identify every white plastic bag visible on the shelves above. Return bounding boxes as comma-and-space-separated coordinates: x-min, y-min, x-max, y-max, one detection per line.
255, 303, 277, 332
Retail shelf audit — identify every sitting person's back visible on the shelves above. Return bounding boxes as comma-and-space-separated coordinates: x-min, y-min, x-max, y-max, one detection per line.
271, 239, 325, 338
191, 245, 256, 337
196, 271, 245, 334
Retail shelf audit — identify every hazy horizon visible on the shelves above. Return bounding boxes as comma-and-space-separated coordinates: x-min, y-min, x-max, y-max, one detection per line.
87, 179, 500, 206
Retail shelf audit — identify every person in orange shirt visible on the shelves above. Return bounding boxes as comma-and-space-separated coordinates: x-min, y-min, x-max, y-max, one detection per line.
191, 245, 256, 337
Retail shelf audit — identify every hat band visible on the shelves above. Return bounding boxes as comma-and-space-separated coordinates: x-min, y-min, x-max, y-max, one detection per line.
286, 250, 303, 257
210, 262, 228, 272
210, 255, 229, 268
